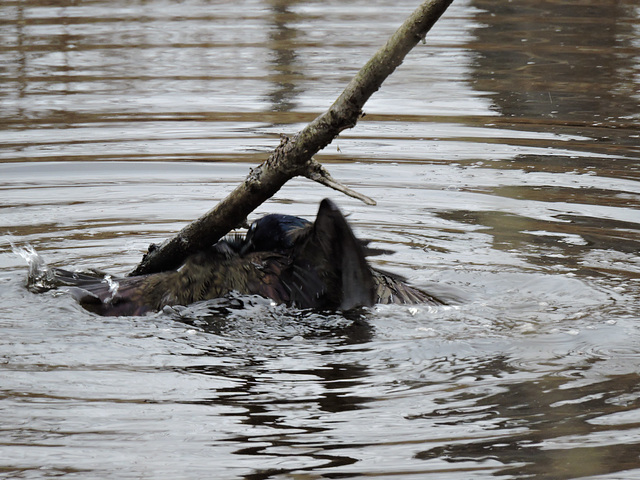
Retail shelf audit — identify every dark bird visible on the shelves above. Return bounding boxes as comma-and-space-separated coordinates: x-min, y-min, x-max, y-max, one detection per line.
241, 207, 443, 306
41, 199, 442, 316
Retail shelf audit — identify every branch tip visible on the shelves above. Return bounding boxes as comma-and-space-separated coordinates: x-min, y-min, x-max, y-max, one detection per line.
304, 161, 376, 206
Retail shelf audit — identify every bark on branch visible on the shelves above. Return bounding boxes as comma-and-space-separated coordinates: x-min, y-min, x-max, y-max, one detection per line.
130, 0, 454, 276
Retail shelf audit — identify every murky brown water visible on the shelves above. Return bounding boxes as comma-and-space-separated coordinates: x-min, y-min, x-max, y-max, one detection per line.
1, 0, 640, 478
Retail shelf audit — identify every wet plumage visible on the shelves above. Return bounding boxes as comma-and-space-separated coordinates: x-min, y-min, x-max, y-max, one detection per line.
241, 208, 443, 307
44, 199, 442, 316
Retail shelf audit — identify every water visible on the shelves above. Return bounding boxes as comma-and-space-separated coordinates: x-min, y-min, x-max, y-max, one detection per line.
1, 0, 640, 478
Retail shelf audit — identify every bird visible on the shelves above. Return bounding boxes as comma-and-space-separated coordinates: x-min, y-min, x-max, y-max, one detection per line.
240, 206, 443, 307
44, 199, 442, 316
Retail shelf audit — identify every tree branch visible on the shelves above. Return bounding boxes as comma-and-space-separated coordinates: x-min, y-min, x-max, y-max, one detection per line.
304, 159, 376, 206
129, 0, 454, 276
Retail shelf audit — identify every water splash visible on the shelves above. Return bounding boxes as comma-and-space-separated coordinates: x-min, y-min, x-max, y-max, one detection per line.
103, 275, 120, 303
9, 238, 122, 305
8, 239, 53, 293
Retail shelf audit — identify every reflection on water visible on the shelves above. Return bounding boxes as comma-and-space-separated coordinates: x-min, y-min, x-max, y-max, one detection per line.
416, 369, 640, 479
469, 0, 640, 181
1, 0, 640, 478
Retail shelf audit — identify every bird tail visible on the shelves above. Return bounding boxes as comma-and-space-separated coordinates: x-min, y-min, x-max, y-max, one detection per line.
372, 268, 444, 306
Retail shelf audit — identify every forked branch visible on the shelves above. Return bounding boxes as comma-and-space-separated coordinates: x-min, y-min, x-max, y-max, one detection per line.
130, 0, 454, 276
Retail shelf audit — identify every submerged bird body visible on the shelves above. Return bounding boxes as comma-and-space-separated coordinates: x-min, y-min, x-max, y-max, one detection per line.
45, 199, 442, 316
57, 246, 294, 316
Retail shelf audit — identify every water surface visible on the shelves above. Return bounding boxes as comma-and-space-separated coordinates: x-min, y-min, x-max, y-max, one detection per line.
1, 0, 640, 478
